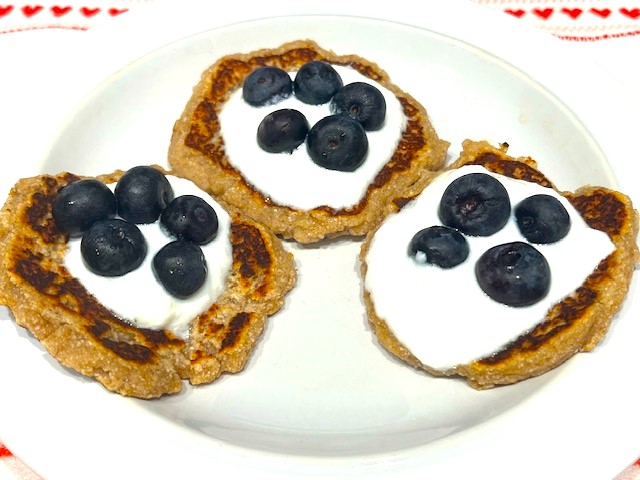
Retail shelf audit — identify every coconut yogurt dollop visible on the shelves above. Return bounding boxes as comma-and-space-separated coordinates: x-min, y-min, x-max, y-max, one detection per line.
364, 165, 615, 370
65, 176, 233, 339
219, 65, 406, 211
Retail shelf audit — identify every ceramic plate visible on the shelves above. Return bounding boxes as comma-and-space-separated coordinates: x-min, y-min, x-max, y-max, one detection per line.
0, 1, 638, 479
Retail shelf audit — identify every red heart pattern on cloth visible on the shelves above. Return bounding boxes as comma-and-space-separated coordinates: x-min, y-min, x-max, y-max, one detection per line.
21, 4, 43, 17
0, 4, 129, 24
0, 3, 633, 32
620, 7, 640, 19
51, 5, 71, 17
505, 8, 525, 18
591, 8, 612, 18
108, 7, 127, 16
79, 6, 98, 17
0, 444, 11, 457
479, 5, 640, 23
561, 7, 583, 19
0, 4, 130, 20
470, 2, 640, 41
532, 8, 553, 19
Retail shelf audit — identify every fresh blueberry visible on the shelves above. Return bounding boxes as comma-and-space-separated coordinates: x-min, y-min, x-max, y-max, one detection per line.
161, 195, 219, 245
475, 241, 550, 307
115, 166, 174, 224
306, 115, 368, 172
408, 226, 469, 269
515, 194, 571, 244
81, 218, 147, 277
152, 240, 208, 299
242, 66, 293, 107
438, 173, 511, 237
257, 109, 310, 153
293, 61, 343, 105
52, 179, 116, 237
330, 82, 386, 131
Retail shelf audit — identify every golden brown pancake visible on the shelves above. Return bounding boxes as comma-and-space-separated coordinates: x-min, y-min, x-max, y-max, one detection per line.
168, 39, 450, 243
360, 139, 639, 389
0, 169, 296, 398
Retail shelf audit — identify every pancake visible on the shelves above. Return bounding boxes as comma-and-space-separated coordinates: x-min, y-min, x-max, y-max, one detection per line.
168, 39, 449, 243
0, 168, 296, 398
361, 140, 639, 388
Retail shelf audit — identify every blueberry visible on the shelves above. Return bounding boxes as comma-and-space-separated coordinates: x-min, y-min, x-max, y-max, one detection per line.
409, 226, 469, 269
330, 82, 386, 131
306, 115, 368, 172
242, 66, 292, 107
438, 173, 511, 237
81, 218, 147, 277
257, 109, 310, 153
152, 240, 207, 299
115, 166, 174, 224
475, 242, 550, 307
52, 179, 116, 237
293, 61, 343, 105
515, 194, 571, 244
161, 195, 219, 245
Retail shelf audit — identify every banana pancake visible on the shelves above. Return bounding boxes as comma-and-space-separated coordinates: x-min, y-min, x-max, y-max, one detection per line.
168, 39, 449, 243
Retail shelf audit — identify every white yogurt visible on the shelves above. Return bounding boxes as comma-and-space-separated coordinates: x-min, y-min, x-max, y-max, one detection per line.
364, 165, 615, 370
65, 176, 233, 339
219, 65, 406, 210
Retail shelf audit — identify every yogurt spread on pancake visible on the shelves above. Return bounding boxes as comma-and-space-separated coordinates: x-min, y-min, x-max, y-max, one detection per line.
65, 176, 233, 339
219, 65, 406, 210
364, 165, 615, 370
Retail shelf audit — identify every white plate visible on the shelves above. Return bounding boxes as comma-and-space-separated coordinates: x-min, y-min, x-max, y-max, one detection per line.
1, 1, 639, 479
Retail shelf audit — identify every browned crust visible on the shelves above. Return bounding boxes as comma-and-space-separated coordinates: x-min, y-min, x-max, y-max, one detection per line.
168, 40, 449, 243
360, 139, 639, 389
187, 217, 297, 385
0, 169, 296, 398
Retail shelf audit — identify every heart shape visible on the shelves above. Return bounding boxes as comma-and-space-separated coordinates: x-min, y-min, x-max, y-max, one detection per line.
108, 8, 129, 17
620, 7, 640, 19
21, 4, 43, 17
505, 9, 525, 18
51, 5, 71, 17
80, 6, 100, 17
561, 7, 582, 19
590, 8, 611, 18
0, 444, 11, 457
532, 8, 553, 20
108, 7, 127, 16
0, 5, 14, 17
